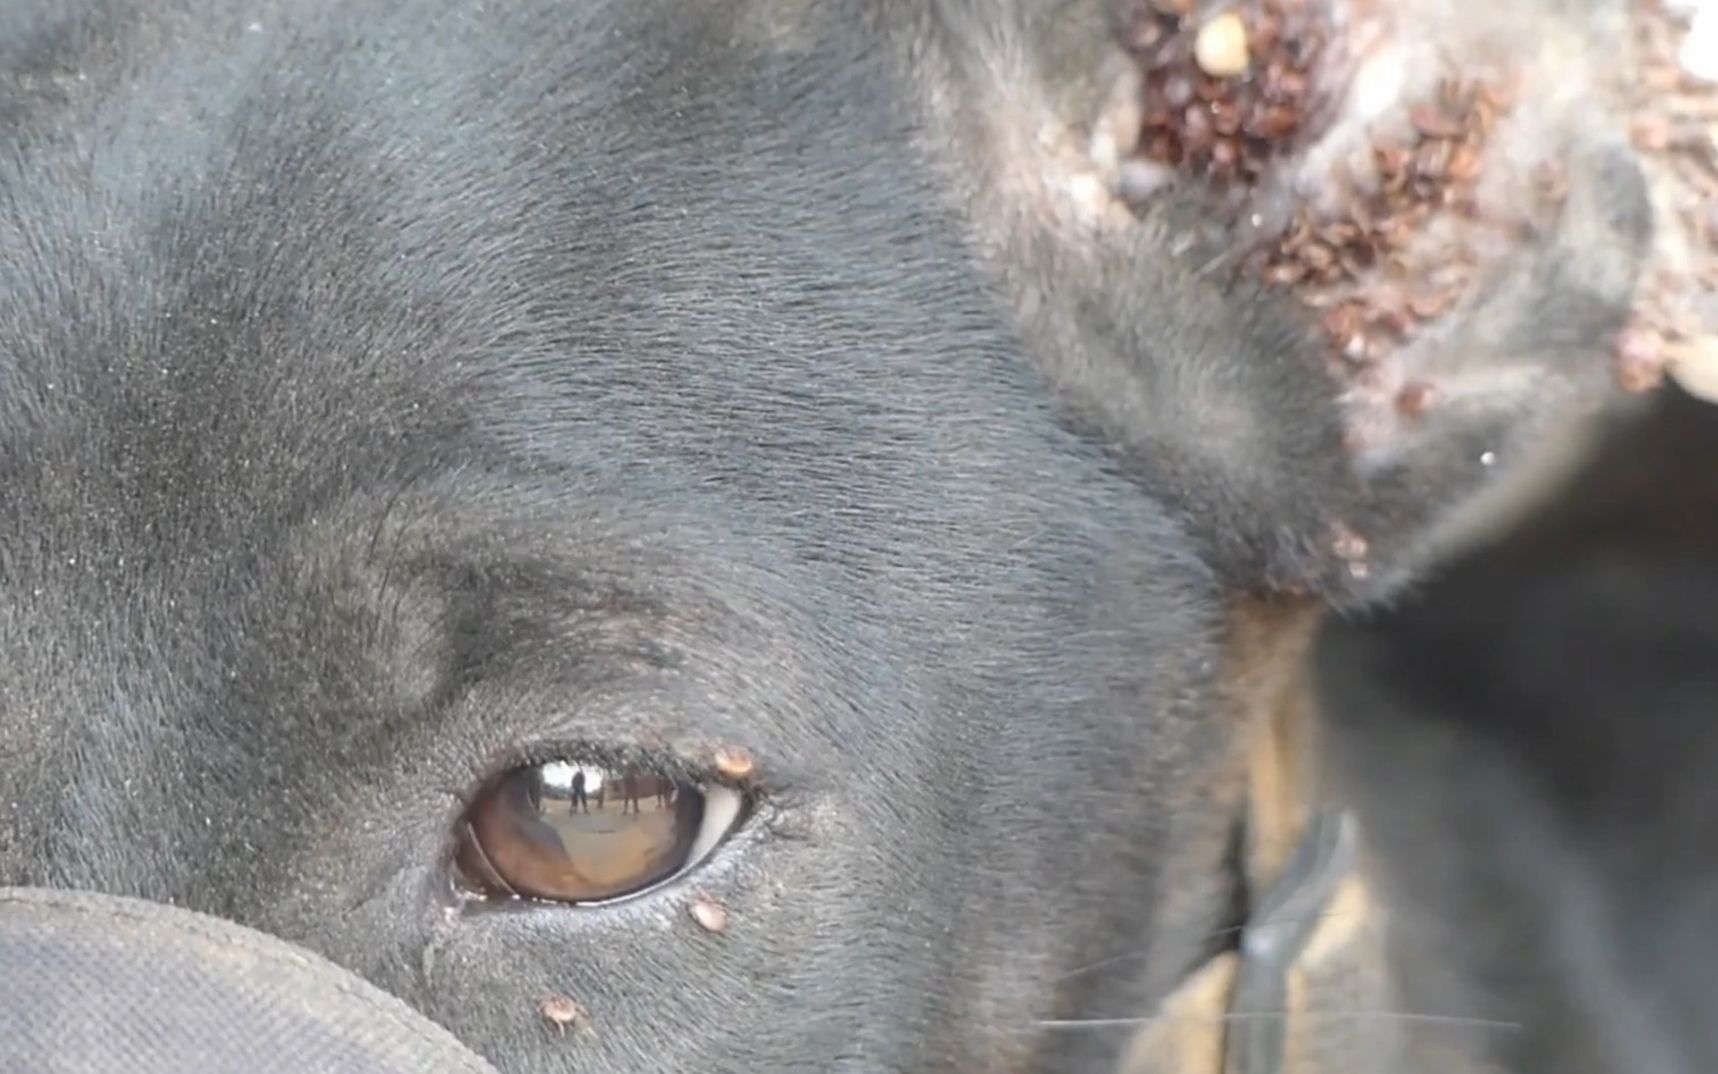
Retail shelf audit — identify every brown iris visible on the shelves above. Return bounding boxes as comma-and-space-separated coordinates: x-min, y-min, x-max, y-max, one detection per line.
456, 761, 707, 904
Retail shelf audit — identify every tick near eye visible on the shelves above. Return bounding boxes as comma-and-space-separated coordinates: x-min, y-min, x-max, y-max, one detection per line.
455, 759, 748, 905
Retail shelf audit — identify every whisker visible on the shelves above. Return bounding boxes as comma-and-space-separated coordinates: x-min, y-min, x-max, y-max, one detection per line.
1036, 1011, 1520, 1032
1051, 906, 1366, 983
1050, 949, 1163, 983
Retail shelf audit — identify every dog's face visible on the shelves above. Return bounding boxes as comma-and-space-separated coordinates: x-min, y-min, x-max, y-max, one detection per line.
0, 0, 1667, 1071
0, 4, 1262, 1069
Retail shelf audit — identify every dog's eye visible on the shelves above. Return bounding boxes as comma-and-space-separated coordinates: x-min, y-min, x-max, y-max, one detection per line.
454, 760, 745, 904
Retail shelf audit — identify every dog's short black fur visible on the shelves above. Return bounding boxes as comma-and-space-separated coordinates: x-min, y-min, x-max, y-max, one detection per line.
1317, 385, 1718, 1074
0, 0, 1666, 1071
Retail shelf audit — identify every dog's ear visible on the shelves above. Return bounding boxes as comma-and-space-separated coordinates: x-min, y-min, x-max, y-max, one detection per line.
903, 0, 1690, 605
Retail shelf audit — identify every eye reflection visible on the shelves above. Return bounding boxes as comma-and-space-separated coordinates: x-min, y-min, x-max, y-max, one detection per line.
456, 760, 740, 904
544, 760, 681, 816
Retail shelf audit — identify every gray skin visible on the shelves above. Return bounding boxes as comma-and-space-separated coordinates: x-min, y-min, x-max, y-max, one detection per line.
0, 0, 1656, 1072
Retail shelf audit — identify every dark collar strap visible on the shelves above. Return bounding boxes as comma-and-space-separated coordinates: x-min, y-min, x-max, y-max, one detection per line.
1223, 810, 1357, 1074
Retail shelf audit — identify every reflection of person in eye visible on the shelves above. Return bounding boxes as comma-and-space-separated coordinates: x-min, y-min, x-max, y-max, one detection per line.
622, 773, 640, 814
656, 780, 671, 810
570, 769, 589, 814
497, 774, 567, 861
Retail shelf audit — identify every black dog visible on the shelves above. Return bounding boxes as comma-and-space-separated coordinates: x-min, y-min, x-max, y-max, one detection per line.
0, 0, 1661, 1071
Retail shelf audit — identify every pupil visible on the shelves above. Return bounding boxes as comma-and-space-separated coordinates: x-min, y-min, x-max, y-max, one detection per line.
474, 762, 705, 903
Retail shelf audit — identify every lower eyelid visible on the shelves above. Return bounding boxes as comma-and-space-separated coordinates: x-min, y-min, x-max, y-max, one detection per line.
444, 807, 757, 924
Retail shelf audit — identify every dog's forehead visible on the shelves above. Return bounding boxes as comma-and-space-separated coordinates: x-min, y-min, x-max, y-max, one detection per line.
0, 0, 1223, 809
